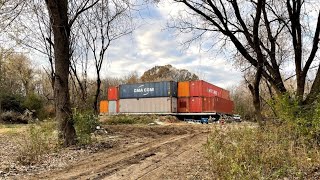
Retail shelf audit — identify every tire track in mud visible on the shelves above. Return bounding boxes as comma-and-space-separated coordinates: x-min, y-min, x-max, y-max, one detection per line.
103, 132, 209, 180
27, 125, 212, 180
32, 133, 202, 180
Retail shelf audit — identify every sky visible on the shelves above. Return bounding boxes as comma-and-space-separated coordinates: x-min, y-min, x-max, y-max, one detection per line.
99, 1, 242, 89
26, 1, 243, 89
6, 1, 320, 90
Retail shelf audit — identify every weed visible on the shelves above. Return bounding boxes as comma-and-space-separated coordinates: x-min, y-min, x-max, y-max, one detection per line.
16, 121, 58, 165
205, 124, 320, 179
73, 110, 99, 145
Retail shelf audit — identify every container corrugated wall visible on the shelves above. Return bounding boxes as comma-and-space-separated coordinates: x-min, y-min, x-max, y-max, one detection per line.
189, 97, 202, 113
189, 80, 223, 97
212, 96, 234, 114
181, 97, 233, 114
108, 87, 118, 100
221, 89, 230, 100
119, 97, 177, 113
178, 81, 190, 97
99, 100, 108, 114
119, 81, 177, 99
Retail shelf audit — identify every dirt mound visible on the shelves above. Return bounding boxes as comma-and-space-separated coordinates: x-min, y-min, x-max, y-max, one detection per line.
103, 124, 194, 138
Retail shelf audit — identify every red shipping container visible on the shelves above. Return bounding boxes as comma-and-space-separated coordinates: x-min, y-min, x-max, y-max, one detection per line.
212, 96, 234, 114
188, 96, 234, 114
189, 80, 223, 98
203, 97, 213, 112
177, 97, 190, 113
221, 89, 230, 100
108, 86, 118, 100
189, 97, 203, 112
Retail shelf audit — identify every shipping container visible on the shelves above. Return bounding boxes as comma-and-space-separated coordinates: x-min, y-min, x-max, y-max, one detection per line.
189, 97, 202, 113
221, 89, 230, 100
177, 97, 190, 112
189, 80, 223, 97
108, 101, 118, 115
212, 96, 234, 114
119, 97, 177, 113
119, 81, 177, 99
186, 97, 233, 114
108, 86, 118, 100
178, 81, 190, 97
99, 100, 108, 114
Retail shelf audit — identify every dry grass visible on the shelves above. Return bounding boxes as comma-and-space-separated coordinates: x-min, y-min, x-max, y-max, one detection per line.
205, 123, 320, 179
16, 121, 58, 165
103, 115, 155, 125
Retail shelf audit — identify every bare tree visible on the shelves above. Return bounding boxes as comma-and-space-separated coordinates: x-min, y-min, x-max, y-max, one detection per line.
171, 0, 320, 120
45, 0, 99, 146
78, 0, 133, 114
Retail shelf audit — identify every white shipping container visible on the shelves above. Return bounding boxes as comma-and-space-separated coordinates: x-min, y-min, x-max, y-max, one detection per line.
119, 97, 177, 113
108, 101, 117, 115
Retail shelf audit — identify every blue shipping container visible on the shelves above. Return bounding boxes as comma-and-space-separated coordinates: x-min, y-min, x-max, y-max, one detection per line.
119, 81, 177, 99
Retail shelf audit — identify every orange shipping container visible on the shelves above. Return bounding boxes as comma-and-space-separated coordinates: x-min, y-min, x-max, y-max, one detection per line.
178, 81, 190, 97
99, 100, 109, 114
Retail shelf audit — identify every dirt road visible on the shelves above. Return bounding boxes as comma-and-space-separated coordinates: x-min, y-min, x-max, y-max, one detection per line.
29, 124, 213, 180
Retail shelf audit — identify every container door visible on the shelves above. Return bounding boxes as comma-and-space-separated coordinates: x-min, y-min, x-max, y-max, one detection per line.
108, 87, 118, 101
171, 97, 178, 113
108, 101, 117, 115
178, 81, 190, 97
177, 97, 190, 113
99, 100, 108, 114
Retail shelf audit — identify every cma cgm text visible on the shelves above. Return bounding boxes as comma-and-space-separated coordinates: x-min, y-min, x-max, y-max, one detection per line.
134, 88, 155, 93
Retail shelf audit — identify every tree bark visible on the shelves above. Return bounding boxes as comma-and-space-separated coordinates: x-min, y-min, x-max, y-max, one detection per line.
45, 0, 76, 146
250, 0, 264, 125
93, 76, 101, 114
248, 68, 264, 125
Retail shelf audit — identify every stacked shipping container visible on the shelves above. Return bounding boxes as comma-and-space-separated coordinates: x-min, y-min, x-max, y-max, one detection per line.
177, 80, 233, 114
107, 87, 119, 114
100, 80, 233, 115
119, 81, 178, 113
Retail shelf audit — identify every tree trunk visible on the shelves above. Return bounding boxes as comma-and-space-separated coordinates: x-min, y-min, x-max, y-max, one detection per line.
93, 76, 101, 114
250, 0, 264, 126
46, 0, 76, 146
304, 66, 320, 107
248, 67, 264, 126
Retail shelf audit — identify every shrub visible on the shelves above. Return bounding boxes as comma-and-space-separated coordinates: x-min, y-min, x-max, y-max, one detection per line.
0, 94, 25, 113
205, 124, 320, 179
73, 110, 99, 145
271, 94, 320, 145
22, 93, 48, 120
17, 121, 58, 165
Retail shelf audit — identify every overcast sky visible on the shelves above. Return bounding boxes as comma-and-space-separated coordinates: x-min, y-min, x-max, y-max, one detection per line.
98, 1, 242, 89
